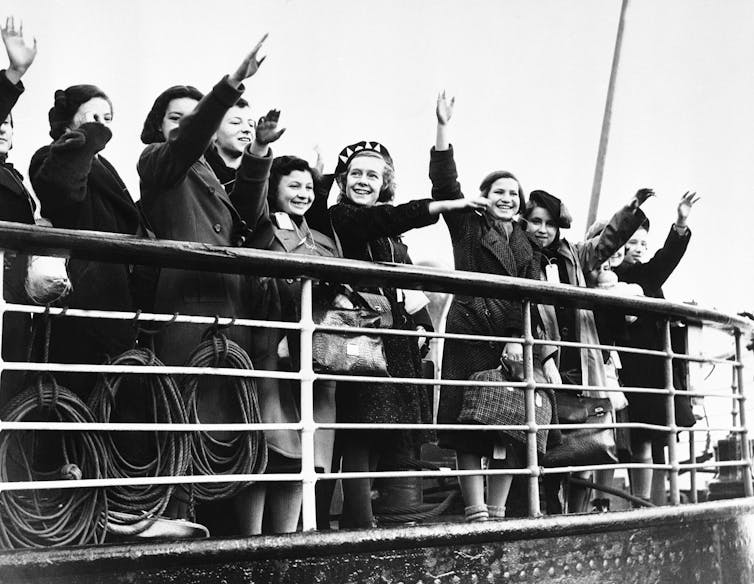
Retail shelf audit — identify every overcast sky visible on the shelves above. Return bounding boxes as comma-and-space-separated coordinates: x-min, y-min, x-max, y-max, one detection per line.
5, 0, 754, 318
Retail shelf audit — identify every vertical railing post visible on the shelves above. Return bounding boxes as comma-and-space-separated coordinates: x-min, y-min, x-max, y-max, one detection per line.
299, 278, 317, 530
663, 319, 680, 505
734, 330, 753, 497
522, 301, 541, 517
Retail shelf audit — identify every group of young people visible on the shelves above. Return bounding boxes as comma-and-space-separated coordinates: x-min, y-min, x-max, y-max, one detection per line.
0, 18, 700, 535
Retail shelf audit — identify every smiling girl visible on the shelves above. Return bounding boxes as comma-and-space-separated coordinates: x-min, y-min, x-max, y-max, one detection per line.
430, 92, 543, 522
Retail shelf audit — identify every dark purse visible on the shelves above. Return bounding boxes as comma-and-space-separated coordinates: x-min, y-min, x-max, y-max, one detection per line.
541, 392, 618, 467
312, 287, 393, 375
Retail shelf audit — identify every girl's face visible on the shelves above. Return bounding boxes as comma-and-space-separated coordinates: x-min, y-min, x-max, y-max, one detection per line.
624, 228, 649, 264
344, 154, 385, 207
70, 97, 113, 131
216, 104, 254, 156
275, 170, 314, 216
0, 115, 13, 155
525, 206, 558, 248
485, 177, 520, 221
160, 97, 198, 140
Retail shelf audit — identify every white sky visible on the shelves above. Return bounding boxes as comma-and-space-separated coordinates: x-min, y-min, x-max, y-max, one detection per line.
5, 0, 754, 316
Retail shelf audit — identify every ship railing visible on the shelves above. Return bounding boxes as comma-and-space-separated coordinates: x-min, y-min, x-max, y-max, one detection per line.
0, 221, 751, 540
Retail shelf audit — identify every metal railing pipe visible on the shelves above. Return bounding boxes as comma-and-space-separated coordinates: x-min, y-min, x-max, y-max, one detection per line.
522, 300, 541, 517
299, 278, 317, 531
663, 319, 680, 505
734, 330, 753, 497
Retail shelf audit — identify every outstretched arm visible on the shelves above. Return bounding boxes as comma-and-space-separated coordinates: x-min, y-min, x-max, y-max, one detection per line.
578, 188, 653, 272
1, 16, 36, 86
138, 35, 268, 194
618, 192, 698, 291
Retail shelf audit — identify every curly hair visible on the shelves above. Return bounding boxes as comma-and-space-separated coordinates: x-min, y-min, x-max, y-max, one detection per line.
335, 150, 396, 203
268, 155, 315, 211
48, 85, 112, 139
140, 85, 203, 144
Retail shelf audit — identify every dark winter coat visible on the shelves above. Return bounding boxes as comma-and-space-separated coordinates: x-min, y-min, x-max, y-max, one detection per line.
29, 122, 145, 396
428, 146, 541, 435
138, 76, 270, 371
0, 71, 36, 405
613, 225, 692, 438
328, 196, 437, 441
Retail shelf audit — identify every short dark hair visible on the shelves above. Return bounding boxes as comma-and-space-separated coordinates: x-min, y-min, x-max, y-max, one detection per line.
269, 155, 315, 210
140, 85, 203, 144
478, 170, 525, 211
235, 97, 250, 108
48, 85, 112, 139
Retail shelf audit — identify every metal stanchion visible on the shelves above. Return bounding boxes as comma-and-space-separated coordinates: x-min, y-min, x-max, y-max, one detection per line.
299, 278, 317, 530
522, 301, 541, 517
663, 319, 680, 505
734, 330, 753, 498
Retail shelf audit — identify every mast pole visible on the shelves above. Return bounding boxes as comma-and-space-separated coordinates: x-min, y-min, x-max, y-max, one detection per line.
586, 0, 630, 231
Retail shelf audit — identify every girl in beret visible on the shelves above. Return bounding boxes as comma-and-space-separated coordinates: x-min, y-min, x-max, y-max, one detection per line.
521, 187, 651, 513
308, 134, 481, 528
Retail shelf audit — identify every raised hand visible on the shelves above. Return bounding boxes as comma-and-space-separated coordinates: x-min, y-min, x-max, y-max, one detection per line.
229, 33, 268, 87
1, 16, 37, 84
630, 187, 655, 209
676, 190, 700, 228
436, 90, 455, 126
255, 109, 285, 145
313, 144, 324, 175
249, 109, 285, 156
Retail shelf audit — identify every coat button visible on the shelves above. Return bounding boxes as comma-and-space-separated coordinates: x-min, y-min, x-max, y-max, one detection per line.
560, 326, 569, 338
213, 223, 222, 233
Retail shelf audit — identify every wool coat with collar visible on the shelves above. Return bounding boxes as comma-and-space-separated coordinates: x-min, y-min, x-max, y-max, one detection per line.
138, 76, 271, 375
29, 122, 145, 397
231, 153, 339, 470
613, 225, 692, 436
534, 203, 647, 396
429, 146, 545, 436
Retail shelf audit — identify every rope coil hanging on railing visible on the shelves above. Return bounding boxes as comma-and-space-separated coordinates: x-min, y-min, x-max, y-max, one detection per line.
0, 377, 108, 548
182, 322, 267, 502
88, 346, 191, 536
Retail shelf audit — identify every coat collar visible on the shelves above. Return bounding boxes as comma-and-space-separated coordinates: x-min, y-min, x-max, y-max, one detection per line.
479, 215, 521, 276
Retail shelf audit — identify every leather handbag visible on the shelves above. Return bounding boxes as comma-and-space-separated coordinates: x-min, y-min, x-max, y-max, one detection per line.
312, 288, 393, 376
541, 392, 618, 467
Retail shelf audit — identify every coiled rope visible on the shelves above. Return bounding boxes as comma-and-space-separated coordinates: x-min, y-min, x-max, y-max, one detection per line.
0, 377, 108, 548
182, 326, 267, 502
88, 347, 191, 536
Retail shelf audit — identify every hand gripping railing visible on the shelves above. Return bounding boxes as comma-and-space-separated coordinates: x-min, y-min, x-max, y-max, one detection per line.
0, 221, 751, 538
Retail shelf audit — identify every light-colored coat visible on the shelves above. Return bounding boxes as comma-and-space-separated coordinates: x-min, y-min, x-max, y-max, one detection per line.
536, 205, 646, 396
